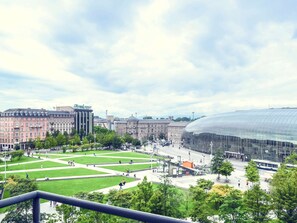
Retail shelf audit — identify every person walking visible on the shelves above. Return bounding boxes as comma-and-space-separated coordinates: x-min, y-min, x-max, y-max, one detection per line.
119, 182, 123, 190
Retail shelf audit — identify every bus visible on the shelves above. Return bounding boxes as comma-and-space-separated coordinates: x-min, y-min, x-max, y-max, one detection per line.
253, 159, 297, 171
252, 159, 280, 171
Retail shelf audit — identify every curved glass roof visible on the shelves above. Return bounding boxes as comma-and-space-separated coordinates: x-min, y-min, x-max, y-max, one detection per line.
185, 108, 297, 144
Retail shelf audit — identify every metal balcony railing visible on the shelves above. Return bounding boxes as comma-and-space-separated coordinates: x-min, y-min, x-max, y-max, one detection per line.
0, 190, 190, 223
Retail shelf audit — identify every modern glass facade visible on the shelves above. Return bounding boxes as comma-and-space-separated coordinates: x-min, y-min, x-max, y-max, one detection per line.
183, 108, 297, 162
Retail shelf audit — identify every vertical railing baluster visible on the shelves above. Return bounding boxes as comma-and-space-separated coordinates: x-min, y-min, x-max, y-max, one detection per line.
32, 197, 40, 223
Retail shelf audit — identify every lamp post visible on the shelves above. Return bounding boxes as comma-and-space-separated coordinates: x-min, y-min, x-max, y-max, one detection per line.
210, 141, 213, 160
3, 146, 8, 180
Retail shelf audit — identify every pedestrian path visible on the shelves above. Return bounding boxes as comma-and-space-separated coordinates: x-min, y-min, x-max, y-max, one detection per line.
0, 159, 44, 167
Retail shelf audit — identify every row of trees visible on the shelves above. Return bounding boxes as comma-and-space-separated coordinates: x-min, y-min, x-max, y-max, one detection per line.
32, 127, 141, 151
2, 152, 297, 222
2, 159, 297, 223
207, 150, 297, 223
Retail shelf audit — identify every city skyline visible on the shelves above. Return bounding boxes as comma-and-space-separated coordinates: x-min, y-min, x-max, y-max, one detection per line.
1, 1, 297, 117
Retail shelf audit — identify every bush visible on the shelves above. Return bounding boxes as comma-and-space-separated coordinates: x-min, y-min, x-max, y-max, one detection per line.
62, 146, 67, 153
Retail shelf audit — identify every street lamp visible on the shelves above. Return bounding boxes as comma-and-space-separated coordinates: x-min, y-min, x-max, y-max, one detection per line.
3, 145, 8, 180
210, 141, 213, 160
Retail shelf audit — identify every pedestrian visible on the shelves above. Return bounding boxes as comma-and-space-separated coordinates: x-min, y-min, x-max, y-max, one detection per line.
134, 174, 136, 178
238, 180, 241, 187
122, 180, 126, 186
246, 181, 249, 186
119, 182, 123, 190
119, 160, 121, 164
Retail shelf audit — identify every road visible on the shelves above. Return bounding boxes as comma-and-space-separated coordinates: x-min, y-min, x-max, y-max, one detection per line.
143, 144, 273, 191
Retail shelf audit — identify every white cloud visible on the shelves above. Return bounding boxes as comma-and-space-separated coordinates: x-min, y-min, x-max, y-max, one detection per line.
0, 0, 297, 118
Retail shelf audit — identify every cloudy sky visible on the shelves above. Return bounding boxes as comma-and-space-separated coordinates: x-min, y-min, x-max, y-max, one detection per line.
1, 0, 297, 118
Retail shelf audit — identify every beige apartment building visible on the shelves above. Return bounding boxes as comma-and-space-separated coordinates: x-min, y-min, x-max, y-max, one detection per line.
167, 121, 190, 146
115, 116, 171, 141
48, 110, 75, 135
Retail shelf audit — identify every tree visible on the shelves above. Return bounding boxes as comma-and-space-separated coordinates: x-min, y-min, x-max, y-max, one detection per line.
208, 184, 234, 211
245, 160, 260, 183
107, 189, 133, 209
270, 165, 297, 223
79, 129, 85, 140
218, 161, 234, 182
148, 176, 185, 218
131, 176, 154, 212
10, 150, 24, 161
123, 134, 134, 144
196, 179, 214, 190
243, 184, 272, 222
219, 189, 248, 223
34, 137, 43, 150
190, 185, 212, 223
3, 176, 38, 223
82, 137, 89, 145
285, 152, 297, 165
132, 138, 141, 147
174, 117, 191, 122
72, 134, 81, 145
63, 131, 69, 144
56, 133, 66, 146
211, 150, 224, 180
52, 130, 60, 138
86, 133, 94, 143
94, 126, 110, 134
111, 135, 123, 149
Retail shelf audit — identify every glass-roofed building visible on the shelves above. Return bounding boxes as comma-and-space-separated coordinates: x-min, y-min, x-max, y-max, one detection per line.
182, 108, 297, 162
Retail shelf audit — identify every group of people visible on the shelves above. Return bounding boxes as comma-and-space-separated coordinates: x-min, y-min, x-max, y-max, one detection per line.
238, 180, 249, 187
119, 180, 126, 190
68, 160, 75, 166
50, 200, 58, 207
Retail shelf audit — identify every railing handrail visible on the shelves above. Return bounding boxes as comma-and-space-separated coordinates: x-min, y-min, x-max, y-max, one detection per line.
0, 190, 191, 223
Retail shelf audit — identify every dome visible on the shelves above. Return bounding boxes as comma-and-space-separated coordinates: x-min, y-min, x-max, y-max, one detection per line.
185, 108, 297, 144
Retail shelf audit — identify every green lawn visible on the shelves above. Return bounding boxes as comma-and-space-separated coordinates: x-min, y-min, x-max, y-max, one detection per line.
0, 161, 67, 171
101, 163, 159, 172
2, 168, 106, 179
38, 176, 135, 196
61, 156, 150, 165
36, 154, 72, 159
64, 150, 120, 155
0, 156, 37, 165
101, 152, 152, 158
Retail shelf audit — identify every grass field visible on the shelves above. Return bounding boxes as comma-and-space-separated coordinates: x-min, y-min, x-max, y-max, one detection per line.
101, 163, 159, 172
2, 168, 106, 179
60, 156, 150, 165
0, 161, 67, 171
36, 154, 72, 159
38, 176, 135, 196
0, 156, 38, 165
64, 150, 120, 155
101, 152, 152, 158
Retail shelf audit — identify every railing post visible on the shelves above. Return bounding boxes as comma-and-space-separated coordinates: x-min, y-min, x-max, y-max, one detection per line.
32, 197, 40, 223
